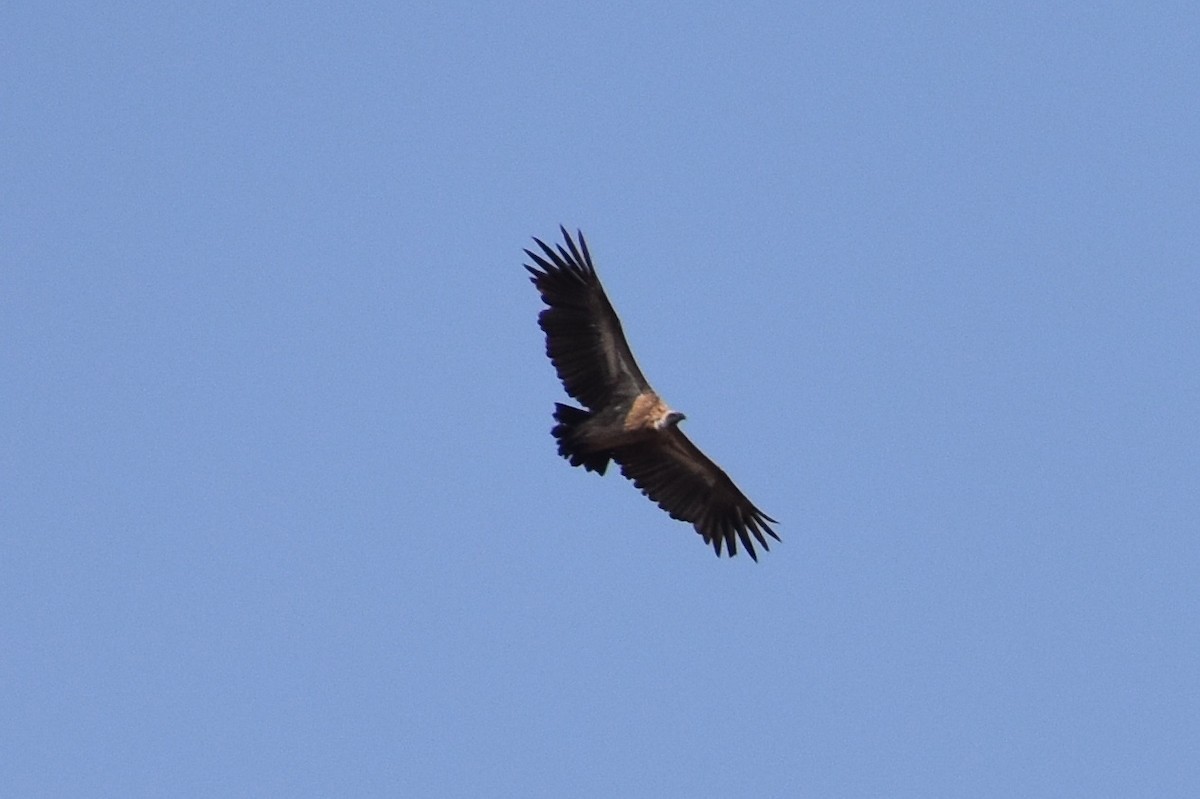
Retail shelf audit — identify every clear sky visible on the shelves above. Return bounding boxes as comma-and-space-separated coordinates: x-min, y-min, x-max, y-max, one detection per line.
4, 3, 1197, 796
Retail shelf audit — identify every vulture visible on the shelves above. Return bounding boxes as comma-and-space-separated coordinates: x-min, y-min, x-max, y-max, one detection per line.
525, 227, 780, 560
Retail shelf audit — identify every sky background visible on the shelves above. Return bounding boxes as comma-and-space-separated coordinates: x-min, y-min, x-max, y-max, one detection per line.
3, 3, 1198, 796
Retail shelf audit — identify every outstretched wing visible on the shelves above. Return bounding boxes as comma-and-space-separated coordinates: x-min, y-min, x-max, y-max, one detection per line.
615, 428, 779, 560
525, 227, 651, 410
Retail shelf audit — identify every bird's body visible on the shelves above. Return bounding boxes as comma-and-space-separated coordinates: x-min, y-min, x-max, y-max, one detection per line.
525, 227, 780, 560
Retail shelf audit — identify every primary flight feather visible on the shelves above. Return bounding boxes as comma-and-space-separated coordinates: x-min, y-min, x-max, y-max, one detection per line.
525, 227, 779, 560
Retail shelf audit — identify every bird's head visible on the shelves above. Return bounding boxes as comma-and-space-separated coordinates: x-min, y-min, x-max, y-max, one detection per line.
661, 410, 687, 429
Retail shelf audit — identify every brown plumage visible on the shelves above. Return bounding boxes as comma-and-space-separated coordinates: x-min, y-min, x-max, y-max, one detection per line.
525, 227, 780, 560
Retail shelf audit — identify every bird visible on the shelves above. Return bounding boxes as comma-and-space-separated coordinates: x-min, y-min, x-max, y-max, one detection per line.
525, 226, 779, 560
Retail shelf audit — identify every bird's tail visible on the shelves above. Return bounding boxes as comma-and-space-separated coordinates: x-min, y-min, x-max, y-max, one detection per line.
551, 403, 610, 475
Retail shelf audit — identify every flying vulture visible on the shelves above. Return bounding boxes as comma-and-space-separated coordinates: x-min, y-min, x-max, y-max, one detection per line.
525, 227, 779, 560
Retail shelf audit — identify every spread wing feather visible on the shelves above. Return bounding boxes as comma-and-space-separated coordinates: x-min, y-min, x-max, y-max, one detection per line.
614, 428, 779, 561
524, 227, 650, 409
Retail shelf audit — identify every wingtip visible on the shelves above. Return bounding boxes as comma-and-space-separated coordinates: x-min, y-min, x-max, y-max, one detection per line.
576, 229, 593, 272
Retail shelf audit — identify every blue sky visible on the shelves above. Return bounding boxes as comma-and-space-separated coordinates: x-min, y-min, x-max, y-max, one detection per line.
4, 3, 1198, 796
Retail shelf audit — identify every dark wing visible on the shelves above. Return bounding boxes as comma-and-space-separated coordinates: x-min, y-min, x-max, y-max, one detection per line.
525, 227, 651, 410
615, 428, 779, 561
